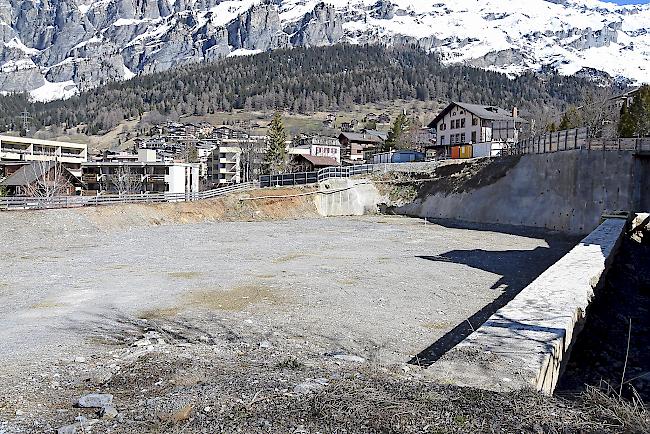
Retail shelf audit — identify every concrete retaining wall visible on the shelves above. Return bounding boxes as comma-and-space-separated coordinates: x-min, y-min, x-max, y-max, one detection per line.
398, 151, 640, 235
425, 218, 627, 394
315, 178, 385, 217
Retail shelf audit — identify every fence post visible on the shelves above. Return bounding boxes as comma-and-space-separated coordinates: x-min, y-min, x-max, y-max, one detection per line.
565, 129, 569, 151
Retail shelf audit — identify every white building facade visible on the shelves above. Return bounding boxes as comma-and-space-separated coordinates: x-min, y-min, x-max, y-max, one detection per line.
0, 135, 88, 177
82, 150, 199, 194
207, 145, 241, 185
430, 102, 525, 150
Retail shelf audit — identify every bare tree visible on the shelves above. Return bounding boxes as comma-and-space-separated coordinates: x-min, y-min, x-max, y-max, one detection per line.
110, 166, 142, 195
23, 160, 72, 198
239, 137, 265, 182
580, 87, 618, 139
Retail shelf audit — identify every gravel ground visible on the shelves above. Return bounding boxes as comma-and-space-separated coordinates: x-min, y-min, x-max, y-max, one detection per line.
0, 215, 575, 372
0, 213, 595, 433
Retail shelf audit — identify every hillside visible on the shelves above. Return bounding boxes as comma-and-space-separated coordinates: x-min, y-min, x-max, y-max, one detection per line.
0, 45, 614, 136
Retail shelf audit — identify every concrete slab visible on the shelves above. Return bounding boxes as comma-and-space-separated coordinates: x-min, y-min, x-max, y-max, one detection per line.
426, 218, 627, 394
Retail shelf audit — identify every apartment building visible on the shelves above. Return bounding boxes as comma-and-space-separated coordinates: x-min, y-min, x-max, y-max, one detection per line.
428, 102, 525, 157
0, 135, 88, 177
207, 145, 241, 185
82, 149, 199, 194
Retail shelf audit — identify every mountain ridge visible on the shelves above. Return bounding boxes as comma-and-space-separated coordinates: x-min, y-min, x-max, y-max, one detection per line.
0, 0, 649, 101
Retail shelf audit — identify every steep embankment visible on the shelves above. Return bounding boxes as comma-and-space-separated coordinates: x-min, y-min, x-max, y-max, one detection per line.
0, 186, 321, 232
382, 151, 642, 235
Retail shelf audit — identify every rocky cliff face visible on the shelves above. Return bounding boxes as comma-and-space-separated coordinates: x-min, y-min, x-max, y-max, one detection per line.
0, 0, 648, 101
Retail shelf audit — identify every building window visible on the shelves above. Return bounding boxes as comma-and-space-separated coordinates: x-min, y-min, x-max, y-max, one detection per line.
461, 133, 466, 143
440, 135, 445, 144
471, 131, 477, 143
461, 119, 466, 128
472, 117, 478, 126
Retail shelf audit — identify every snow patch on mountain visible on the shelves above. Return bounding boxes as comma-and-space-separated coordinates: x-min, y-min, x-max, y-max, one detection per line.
30, 80, 79, 103
0, 0, 648, 101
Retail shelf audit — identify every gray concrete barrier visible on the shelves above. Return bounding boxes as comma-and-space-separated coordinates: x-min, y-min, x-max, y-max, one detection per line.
314, 178, 384, 217
426, 217, 627, 395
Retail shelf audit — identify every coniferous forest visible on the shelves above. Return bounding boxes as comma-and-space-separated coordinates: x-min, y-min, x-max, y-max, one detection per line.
0, 44, 613, 135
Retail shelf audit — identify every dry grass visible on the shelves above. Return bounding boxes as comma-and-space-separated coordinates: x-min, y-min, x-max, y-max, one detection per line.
186, 284, 281, 312
336, 277, 359, 286
272, 253, 310, 264
30, 301, 66, 309
139, 306, 182, 319
167, 271, 202, 280
423, 321, 454, 330
581, 385, 650, 433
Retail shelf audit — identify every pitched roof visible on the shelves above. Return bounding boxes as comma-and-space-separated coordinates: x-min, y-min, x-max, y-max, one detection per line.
361, 129, 388, 140
0, 161, 79, 187
0, 161, 56, 187
338, 132, 385, 144
428, 102, 526, 128
300, 155, 339, 167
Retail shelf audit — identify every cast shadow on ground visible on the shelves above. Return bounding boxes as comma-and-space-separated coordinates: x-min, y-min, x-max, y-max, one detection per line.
409, 240, 575, 367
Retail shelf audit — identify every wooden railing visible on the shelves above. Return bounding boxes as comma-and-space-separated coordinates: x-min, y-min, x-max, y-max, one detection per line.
512, 128, 650, 155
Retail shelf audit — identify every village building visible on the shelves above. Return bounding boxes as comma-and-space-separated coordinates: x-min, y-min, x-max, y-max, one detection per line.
428, 102, 525, 158
82, 149, 199, 194
290, 136, 341, 163
371, 150, 426, 164
207, 145, 241, 185
338, 131, 386, 163
211, 125, 250, 140
0, 160, 82, 196
0, 135, 88, 177
290, 155, 338, 172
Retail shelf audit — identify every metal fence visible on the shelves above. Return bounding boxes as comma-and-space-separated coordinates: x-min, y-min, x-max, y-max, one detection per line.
512, 128, 650, 155
0, 181, 258, 211
259, 172, 319, 188
259, 164, 384, 188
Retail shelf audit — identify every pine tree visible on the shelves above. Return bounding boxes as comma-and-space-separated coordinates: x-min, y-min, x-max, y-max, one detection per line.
384, 112, 410, 151
618, 85, 650, 137
618, 101, 635, 138
264, 112, 287, 175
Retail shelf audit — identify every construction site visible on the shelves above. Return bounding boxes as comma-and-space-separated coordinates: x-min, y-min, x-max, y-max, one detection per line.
1, 150, 650, 433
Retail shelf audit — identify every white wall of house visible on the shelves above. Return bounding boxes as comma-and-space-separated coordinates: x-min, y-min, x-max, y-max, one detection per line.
167, 164, 200, 194
310, 144, 341, 163
208, 146, 241, 184
436, 109, 490, 147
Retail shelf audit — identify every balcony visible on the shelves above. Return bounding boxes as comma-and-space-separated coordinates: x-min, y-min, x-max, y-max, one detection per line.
1, 147, 29, 154
146, 174, 166, 183
82, 174, 100, 183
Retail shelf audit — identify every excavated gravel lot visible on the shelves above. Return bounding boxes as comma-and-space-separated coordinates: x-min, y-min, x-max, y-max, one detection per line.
0, 215, 576, 371
0, 213, 587, 432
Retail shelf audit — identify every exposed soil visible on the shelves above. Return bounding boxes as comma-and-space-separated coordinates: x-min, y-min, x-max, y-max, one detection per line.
373, 157, 521, 200
2, 319, 649, 434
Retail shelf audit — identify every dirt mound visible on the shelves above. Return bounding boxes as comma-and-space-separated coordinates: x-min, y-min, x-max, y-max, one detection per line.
1, 186, 320, 231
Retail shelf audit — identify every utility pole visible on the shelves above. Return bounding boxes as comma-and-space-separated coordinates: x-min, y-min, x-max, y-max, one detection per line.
20, 110, 31, 133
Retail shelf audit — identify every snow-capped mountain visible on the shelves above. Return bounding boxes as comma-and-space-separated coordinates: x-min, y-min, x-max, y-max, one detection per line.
1, 0, 649, 102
